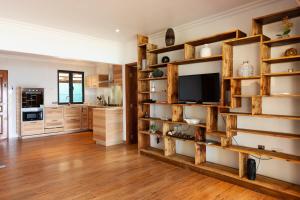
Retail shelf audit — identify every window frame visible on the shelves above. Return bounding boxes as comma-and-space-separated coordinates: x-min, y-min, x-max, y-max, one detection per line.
57, 70, 85, 105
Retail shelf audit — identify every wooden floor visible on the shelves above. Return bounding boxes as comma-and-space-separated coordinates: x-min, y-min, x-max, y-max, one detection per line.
0, 132, 278, 200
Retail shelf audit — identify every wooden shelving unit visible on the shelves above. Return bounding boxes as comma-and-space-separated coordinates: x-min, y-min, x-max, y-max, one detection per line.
136, 7, 300, 199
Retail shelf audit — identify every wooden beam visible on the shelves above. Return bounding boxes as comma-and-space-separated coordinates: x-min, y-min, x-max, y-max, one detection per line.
167, 64, 178, 103
239, 152, 248, 178
206, 107, 218, 132
252, 96, 262, 115
184, 44, 195, 60
172, 105, 183, 122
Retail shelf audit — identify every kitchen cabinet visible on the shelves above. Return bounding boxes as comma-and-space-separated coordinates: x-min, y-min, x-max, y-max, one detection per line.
44, 107, 64, 133
113, 65, 122, 85
86, 74, 109, 88
81, 106, 88, 130
88, 107, 94, 130
64, 106, 81, 132
93, 107, 123, 146
21, 121, 44, 136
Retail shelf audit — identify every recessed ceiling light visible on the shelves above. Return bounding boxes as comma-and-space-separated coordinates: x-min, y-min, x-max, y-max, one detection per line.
115, 29, 120, 33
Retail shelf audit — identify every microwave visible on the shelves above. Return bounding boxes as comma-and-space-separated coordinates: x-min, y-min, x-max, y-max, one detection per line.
22, 108, 43, 121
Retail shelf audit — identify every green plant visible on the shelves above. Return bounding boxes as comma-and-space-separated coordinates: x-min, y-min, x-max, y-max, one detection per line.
276, 16, 293, 38
149, 124, 158, 133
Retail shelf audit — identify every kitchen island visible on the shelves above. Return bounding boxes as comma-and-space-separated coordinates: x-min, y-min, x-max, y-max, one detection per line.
93, 107, 123, 146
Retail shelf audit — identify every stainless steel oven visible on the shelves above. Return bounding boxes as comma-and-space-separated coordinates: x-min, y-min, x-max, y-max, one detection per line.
22, 108, 43, 121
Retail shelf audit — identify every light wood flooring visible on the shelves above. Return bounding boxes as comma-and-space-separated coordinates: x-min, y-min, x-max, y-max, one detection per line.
0, 132, 278, 200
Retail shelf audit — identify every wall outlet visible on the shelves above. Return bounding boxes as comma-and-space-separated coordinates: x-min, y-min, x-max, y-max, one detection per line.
258, 145, 265, 150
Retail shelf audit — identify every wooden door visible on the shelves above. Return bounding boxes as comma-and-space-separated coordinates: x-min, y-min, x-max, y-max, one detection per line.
0, 70, 8, 140
125, 63, 138, 144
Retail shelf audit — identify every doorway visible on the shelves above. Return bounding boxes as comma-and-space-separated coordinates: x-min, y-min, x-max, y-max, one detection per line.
0, 70, 8, 140
125, 62, 138, 144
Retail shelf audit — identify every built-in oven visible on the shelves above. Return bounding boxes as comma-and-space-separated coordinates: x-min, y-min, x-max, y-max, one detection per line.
22, 88, 44, 108
22, 108, 43, 121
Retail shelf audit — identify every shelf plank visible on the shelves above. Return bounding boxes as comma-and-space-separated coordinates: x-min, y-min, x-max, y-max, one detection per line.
225, 35, 269, 46
138, 91, 167, 94
231, 76, 261, 80
172, 55, 222, 65
148, 44, 185, 54
206, 131, 226, 138
253, 7, 300, 25
262, 55, 300, 64
263, 93, 300, 98
232, 94, 258, 98
140, 69, 154, 73
263, 35, 300, 47
221, 112, 300, 120
231, 128, 300, 139
228, 145, 300, 164
138, 117, 206, 128
139, 131, 164, 138
138, 77, 167, 81
147, 63, 168, 69
263, 71, 300, 77
186, 30, 246, 46
141, 102, 170, 105
165, 135, 195, 143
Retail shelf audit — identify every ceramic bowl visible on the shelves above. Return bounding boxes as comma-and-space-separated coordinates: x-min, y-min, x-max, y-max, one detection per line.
184, 118, 201, 125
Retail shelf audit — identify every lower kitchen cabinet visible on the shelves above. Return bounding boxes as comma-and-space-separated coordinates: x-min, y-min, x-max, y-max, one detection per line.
21, 121, 44, 136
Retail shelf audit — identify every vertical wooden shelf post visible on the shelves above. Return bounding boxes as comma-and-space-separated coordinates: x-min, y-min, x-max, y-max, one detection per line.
239, 152, 248, 178
223, 115, 237, 146
221, 43, 233, 107
146, 44, 158, 66
164, 137, 176, 156
137, 35, 151, 151
206, 107, 218, 132
167, 64, 178, 104
260, 42, 271, 96
172, 105, 183, 122
230, 79, 241, 108
252, 96, 262, 115
184, 44, 195, 60
195, 128, 206, 165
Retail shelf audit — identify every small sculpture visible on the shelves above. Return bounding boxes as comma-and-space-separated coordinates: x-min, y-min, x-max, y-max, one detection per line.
152, 69, 164, 77
165, 28, 175, 46
284, 48, 298, 57
161, 56, 170, 63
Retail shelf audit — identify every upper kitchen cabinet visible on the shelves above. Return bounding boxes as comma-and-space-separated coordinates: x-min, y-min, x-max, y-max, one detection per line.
85, 74, 109, 88
113, 65, 122, 85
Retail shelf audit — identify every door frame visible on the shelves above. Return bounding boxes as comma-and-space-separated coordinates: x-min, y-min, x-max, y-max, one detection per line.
125, 62, 137, 144
0, 70, 8, 140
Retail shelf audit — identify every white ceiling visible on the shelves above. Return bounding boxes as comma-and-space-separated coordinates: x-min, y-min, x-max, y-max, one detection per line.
0, 0, 257, 42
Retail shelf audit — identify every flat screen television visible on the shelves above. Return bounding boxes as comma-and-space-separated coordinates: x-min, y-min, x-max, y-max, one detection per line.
178, 73, 220, 103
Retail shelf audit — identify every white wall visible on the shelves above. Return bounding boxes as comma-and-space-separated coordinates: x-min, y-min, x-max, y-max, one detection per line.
0, 18, 123, 64
0, 53, 100, 138
123, 0, 300, 184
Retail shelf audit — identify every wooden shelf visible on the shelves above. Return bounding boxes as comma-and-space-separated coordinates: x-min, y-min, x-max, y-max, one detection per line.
138, 117, 206, 128
186, 30, 246, 46
138, 77, 167, 81
140, 102, 169, 105
228, 145, 300, 164
231, 128, 300, 140
263, 35, 300, 47
147, 63, 168, 69
225, 35, 269, 46
206, 131, 226, 138
221, 112, 300, 121
263, 93, 300, 98
197, 140, 222, 148
232, 94, 258, 98
165, 135, 195, 143
138, 91, 166, 94
263, 71, 300, 77
140, 69, 154, 73
231, 76, 261, 80
140, 145, 300, 199
172, 55, 222, 65
148, 44, 185, 54
262, 55, 300, 64
253, 7, 300, 25
139, 130, 164, 138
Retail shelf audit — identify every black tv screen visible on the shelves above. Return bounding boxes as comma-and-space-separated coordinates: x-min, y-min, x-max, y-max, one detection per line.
178, 73, 220, 103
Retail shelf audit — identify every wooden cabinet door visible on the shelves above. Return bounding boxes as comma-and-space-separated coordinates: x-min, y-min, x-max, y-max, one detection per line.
81, 107, 88, 129
0, 70, 8, 140
45, 107, 64, 128
113, 65, 122, 85
64, 117, 81, 131
22, 121, 44, 136
88, 107, 93, 130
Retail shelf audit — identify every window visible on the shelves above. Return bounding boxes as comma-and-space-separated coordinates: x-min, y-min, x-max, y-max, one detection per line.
58, 70, 84, 104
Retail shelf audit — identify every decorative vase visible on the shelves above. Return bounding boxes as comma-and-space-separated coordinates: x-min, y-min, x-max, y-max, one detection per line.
152, 69, 164, 77
200, 44, 212, 57
161, 56, 170, 63
165, 28, 175, 46
239, 61, 254, 77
